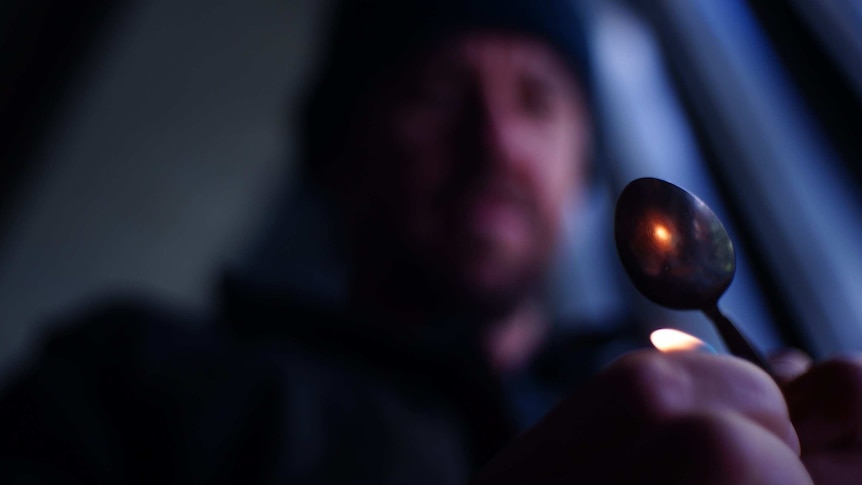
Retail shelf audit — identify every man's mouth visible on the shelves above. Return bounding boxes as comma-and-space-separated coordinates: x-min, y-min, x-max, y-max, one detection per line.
462, 196, 532, 248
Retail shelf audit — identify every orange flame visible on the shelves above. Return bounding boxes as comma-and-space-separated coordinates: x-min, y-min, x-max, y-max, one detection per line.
650, 328, 711, 353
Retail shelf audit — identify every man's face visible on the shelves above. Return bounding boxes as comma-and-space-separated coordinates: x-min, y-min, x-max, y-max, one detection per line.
340, 32, 591, 311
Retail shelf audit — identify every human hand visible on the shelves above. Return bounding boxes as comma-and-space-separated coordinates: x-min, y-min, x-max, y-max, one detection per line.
772, 350, 862, 484
474, 350, 813, 484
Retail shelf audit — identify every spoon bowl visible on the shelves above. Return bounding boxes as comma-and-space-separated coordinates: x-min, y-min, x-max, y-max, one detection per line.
614, 178, 736, 310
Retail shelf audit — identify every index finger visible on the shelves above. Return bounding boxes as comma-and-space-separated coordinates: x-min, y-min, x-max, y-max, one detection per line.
597, 350, 800, 454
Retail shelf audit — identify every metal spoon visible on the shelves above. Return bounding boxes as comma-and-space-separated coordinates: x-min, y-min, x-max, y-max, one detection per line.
614, 177, 773, 373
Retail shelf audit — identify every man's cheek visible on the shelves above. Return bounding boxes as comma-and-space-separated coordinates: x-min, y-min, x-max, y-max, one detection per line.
398, 133, 455, 186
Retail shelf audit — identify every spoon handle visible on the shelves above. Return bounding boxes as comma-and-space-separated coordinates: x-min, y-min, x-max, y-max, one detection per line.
702, 305, 775, 377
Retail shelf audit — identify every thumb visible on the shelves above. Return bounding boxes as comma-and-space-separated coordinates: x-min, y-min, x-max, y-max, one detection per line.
768, 349, 813, 386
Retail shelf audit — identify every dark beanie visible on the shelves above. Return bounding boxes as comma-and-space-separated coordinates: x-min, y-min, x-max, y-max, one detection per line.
299, 0, 593, 178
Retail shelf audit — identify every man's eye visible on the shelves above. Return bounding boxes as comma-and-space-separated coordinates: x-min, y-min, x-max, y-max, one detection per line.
521, 80, 556, 119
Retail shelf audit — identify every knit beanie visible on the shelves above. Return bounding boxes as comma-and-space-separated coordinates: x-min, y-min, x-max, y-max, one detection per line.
299, 0, 593, 178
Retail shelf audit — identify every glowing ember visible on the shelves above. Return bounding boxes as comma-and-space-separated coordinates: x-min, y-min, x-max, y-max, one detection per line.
650, 328, 714, 353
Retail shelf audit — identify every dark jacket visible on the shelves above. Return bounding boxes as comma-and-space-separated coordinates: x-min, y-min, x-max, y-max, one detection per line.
0, 277, 644, 484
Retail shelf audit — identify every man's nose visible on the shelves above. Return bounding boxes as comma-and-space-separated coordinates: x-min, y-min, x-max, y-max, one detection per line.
461, 96, 523, 176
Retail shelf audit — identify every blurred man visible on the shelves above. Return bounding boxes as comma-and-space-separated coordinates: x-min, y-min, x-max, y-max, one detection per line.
2, 0, 861, 484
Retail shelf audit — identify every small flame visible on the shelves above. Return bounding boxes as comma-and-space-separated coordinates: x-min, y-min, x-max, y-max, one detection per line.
650, 328, 712, 353
653, 224, 672, 245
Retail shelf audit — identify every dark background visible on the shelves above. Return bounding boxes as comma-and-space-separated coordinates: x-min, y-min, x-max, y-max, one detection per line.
0, 0, 334, 375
